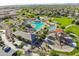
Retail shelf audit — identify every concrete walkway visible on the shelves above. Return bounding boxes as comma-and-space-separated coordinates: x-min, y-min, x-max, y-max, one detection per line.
65, 24, 74, 29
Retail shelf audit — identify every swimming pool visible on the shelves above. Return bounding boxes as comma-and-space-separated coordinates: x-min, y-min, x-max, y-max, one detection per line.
31, 21, 44, 31
49, 26, 56, 31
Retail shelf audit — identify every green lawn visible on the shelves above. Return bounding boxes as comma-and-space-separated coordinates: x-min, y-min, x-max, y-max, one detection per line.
54, 17, 73, 27
65, 25, 79, 36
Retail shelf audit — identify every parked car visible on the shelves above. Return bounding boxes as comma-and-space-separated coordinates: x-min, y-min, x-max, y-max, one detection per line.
2, 46, 11, 53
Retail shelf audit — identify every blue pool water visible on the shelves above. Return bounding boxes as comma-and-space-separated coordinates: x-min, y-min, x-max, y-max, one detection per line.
31, 21, 44, 31
49, 26, 56, 31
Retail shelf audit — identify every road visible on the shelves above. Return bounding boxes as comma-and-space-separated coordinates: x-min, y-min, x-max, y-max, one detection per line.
1, 32, 17, 50
0, 30, 17, 56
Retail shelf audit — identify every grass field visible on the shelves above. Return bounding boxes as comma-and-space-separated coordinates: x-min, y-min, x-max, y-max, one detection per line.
65, 25, 79, 36
54, 17, 73, 27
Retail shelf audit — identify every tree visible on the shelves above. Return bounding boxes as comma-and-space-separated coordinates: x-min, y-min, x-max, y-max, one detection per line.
19, 25, 26, 30
4, 19, 9, 22
3, 16, 12, 19
75, 20, 79, 25
48, 18, 53, 22
61, 26, 65, 29
0, 37, 5, 47
49, 50, 59, 56
0, 41, 5, 47
4, 19, 13, 26
12, 27, 16, 32
16, 35, 22, 41
74, 53, 79, 56
72, 20, 75, 24
31, 46, 36, 49
26, 24, 31, 28
18, 42, 24, 48
38, 51, 46, 56
21, 26, 26, 30
45, 44, 49, 48
12, 50, 24, 56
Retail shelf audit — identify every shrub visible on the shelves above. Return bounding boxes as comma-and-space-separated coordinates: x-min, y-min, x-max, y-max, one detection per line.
75, 20, 79, 25
12, 28, 16, 32
72, 20, 75, 24
18, 42, 24, 48
38, 51, 46, 56
12, 50, 24, 56
49, 50, 59, 56
61, 26, 65, 29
